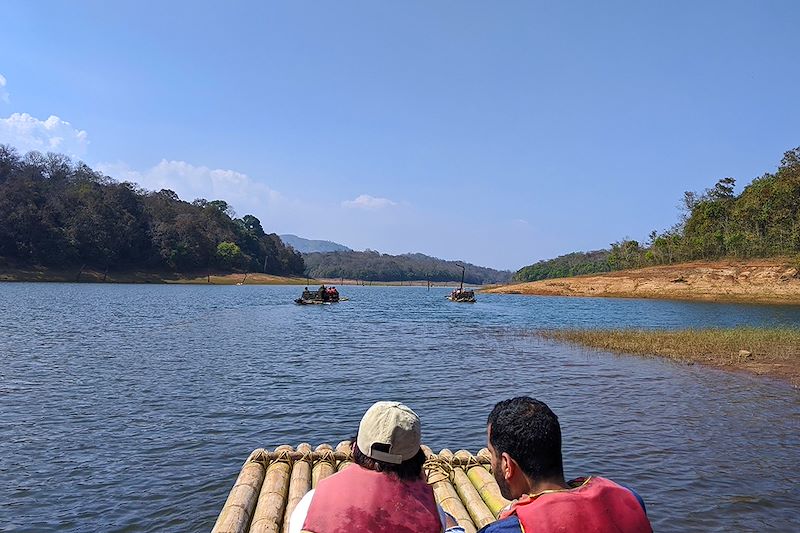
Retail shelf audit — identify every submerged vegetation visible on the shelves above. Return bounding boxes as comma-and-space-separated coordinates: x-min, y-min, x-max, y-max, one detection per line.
515, 147, 800, 282
0, 145, 304, 276
538, 327, 800, 386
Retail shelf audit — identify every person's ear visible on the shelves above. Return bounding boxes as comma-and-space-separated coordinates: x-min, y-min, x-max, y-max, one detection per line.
501, 452, 517, 480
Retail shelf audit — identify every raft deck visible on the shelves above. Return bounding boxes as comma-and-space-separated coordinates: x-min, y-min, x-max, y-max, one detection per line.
212, 442, 510, 533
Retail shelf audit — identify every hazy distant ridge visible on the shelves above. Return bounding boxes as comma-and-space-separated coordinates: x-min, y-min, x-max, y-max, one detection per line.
280, 234, 352, 253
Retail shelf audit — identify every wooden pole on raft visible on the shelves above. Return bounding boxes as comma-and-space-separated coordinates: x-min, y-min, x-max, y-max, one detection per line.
469, 449, 510, 517
245, 449, 489, 465
282, 443, 312, 533
446, 449, 496, 529
311, 443, 337, 488
335, 440, 352, 472
477, 448, 493, 472
250, 445, 294, 533
213, 444, 502, 532
422, 446, 477, 533
211, 449, 268, 533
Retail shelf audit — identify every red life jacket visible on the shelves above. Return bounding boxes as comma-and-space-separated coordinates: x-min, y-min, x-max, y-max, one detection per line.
500, 476, 652, 533
302, 464, 442, 533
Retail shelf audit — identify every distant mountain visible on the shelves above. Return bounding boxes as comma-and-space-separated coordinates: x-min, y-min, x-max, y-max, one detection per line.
303, 250, 513, 284
279, 234, 352, 254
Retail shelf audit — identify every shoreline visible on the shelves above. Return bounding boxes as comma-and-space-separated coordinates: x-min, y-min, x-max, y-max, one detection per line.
537, 327, 800, 387
0, 266, 479, 287
483, 259, 800, 305
315, 278, 480, 287
0, 266, 311, 285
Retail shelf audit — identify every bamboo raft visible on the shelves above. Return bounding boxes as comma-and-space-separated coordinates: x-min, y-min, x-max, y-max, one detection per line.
212, 442, 510, 533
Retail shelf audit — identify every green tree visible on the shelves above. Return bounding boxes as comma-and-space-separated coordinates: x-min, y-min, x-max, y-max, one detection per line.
208, 199, 234, 217
216, 241, 244, 269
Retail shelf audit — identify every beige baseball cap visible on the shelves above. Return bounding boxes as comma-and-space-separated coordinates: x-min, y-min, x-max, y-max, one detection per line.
357, 401, 422, 464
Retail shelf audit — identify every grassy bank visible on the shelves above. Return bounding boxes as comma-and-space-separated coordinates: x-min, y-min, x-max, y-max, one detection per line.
0, 265, 311, 285
538, 327, 800, 386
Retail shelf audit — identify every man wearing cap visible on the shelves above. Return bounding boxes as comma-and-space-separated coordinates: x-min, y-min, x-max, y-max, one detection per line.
479, 397, 652, 533
289, 401, 462, 533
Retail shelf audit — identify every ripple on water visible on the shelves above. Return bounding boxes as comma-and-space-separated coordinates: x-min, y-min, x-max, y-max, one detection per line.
1, 283, 799, 532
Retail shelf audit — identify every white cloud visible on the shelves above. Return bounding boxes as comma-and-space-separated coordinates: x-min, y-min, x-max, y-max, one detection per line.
341, 194, 397, 210
0, 74, 8, 103
96, 159, 283, 215
0, 112, 89, 157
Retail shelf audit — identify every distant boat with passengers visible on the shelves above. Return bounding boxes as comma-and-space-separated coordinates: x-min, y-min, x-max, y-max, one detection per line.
447, 264, 476, 303
295, 285, 346, 305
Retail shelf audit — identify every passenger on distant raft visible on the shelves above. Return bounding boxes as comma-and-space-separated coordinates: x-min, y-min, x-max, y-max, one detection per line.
288, 401, 464, 533
479, 397, 653, 533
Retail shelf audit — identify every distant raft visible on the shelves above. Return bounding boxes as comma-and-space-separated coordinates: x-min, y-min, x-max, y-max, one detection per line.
294, 286, 346, 305
212, 443, 510, 533
447, 288, 477, 303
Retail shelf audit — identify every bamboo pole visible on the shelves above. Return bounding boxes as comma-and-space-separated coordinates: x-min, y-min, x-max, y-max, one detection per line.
422, 446, 476, 533
469, 449, 510, 517
212, 448, 268, 533
214, 444, 499, 533
254, 450, 351, 462
477, 448, 493, 472
282, 443, 313, 533
335, 440, 353, 471
250, 445, 294, 533
311, 443, 337, 488
236, 448, 489, 465
448, 450, 496, 529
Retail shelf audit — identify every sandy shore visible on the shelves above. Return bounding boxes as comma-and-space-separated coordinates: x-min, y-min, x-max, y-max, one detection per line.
484, 259, 800, 304
538, 327, 800, 387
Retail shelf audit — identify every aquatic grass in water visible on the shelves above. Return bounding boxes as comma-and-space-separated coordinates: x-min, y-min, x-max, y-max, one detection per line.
538, 327, 800, 385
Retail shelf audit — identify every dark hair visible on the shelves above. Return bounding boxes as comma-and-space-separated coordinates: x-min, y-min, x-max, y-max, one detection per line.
352, 437, 427, 481
487, 397, 564, 481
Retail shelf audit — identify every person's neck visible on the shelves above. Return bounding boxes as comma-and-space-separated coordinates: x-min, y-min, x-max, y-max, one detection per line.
525, 476, 569, 495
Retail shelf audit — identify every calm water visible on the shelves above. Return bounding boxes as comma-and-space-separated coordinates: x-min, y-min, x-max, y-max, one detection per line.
1, 283, 799, 532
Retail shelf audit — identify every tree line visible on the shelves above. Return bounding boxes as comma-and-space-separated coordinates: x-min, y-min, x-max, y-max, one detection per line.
514, 250, 613, 282
302, 250, 513, 284
0, 145, 304, 275
514, 147, 800, 282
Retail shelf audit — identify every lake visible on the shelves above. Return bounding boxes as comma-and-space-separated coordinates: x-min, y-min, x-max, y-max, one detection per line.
1, 283, 799, 532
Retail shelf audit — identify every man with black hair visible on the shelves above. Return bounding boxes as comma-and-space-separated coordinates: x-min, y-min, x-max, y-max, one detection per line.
479, 397, 652, 533
289, 401, 463, 533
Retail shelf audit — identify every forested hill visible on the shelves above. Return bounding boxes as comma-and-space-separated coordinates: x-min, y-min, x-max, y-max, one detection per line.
514, 147, 800, 282
515, 250, 612, 282
303, 250, 513, 284
0, 145, 304, 275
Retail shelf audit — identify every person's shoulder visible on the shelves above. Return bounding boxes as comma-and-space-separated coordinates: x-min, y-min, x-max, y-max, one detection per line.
590, 476, 648, 514
477, 515, 522, 533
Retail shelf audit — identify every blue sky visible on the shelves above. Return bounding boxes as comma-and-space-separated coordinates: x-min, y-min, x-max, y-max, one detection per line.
1, 1, 798, 270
